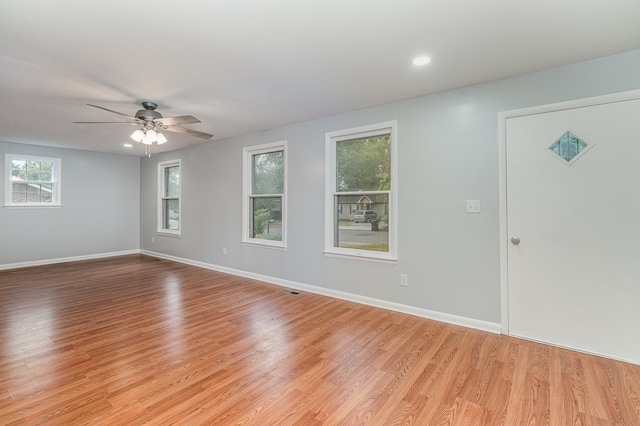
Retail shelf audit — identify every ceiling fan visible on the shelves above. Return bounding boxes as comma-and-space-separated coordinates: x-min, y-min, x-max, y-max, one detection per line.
74, 101, 213, 155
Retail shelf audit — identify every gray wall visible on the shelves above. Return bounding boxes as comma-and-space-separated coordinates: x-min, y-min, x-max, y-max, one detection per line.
1, 142, 140, 266
3, 51, 637, 325
141, 50, 640, 326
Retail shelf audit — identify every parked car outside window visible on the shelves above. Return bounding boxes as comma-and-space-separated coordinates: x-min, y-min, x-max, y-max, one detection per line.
354, 210, 377, 223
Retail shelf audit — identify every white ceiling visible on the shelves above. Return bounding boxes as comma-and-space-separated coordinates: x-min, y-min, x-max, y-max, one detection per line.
1, 0, 639, 157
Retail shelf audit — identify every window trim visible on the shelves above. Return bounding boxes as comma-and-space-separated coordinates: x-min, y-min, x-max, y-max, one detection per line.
157, 159, 181, 236
324, 121, 398, 262
242, 140, 287, 248
4, 153, 62, 208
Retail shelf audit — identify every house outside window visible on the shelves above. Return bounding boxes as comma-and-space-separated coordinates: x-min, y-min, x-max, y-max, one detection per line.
325, 121, 397, 262
242, 141, 286, 247
4, 154, 61, 207
158, 160, 180, 235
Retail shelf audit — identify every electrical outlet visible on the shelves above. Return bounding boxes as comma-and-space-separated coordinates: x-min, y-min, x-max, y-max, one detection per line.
466, 199, 481, 213
222, 248, 227, 256
151, 237, 155, 243
400, 274, 408, 287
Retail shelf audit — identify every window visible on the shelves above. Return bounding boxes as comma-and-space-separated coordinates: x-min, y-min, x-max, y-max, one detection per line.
4, 154, 61, 207
158, 160, 180, 235
243, 141, 286, 247
325, 121, 397, 261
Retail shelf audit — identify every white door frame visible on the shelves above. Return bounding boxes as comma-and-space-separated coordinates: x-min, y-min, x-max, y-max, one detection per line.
498, 88, 640, 334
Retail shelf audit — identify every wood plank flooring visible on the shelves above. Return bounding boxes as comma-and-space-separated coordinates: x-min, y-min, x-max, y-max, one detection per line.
1, 254, 639, 425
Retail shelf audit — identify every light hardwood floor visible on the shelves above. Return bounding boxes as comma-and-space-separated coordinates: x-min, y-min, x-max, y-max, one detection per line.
1, 254, 639, 425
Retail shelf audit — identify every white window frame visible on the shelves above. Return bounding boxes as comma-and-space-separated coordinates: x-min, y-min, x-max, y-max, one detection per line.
4, 154, 62, 208
242, 140, 287, 248
157, 159, 181, 236
324, 121, 398, 262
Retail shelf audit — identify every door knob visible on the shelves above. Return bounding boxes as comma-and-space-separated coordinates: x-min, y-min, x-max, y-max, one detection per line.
511, 237, 520, 245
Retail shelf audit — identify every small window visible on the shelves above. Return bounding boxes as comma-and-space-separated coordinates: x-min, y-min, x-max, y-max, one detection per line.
242, 141, 286, 247
4, 154, 61, 207
548, 130, 593, 166
158, 160, 181, 235
325, 121, 397, 261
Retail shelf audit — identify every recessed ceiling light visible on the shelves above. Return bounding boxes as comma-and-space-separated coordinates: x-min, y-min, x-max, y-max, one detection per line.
412, 56, 431, 66
123, 143, 133, 148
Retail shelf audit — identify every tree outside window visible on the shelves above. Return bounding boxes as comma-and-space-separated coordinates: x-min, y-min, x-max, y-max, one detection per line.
158, 160, 180, 234
4, 154, 61, 207
325, 122, 397, 261
243, 141, 287, 247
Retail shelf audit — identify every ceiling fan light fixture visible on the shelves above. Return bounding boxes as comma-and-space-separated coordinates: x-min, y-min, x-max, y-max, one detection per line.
130, 129, 145, 143
156, 132, 167, 144
145, 129, 157, 143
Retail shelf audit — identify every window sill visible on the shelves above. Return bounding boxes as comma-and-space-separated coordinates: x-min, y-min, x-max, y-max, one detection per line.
157, 230, 181, 238
323, 249, 398, 264
4, 204, 62, 209
241, 239, 287, 250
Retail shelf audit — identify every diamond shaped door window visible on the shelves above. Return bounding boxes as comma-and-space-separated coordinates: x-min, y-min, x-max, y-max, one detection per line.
548, 131, 592, 166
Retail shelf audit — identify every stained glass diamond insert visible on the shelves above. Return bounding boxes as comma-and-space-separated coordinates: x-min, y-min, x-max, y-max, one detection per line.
549, 131, 589, 164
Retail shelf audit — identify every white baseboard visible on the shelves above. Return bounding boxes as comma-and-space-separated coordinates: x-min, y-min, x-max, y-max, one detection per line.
141, 250, 502, 335
0, 249, 140, 271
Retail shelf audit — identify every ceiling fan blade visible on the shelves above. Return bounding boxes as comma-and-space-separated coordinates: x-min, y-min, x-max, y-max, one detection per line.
87, 104, 136, 119
164, 125, 214, 139
73, 121, 138, 124
157, 115, 201, 126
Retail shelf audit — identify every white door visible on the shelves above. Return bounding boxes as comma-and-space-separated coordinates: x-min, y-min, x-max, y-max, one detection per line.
504, 93, 640, 364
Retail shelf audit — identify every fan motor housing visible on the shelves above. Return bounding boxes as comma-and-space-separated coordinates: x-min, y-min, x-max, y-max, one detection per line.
135, 109, 162, 120
135, 101, 162, 121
